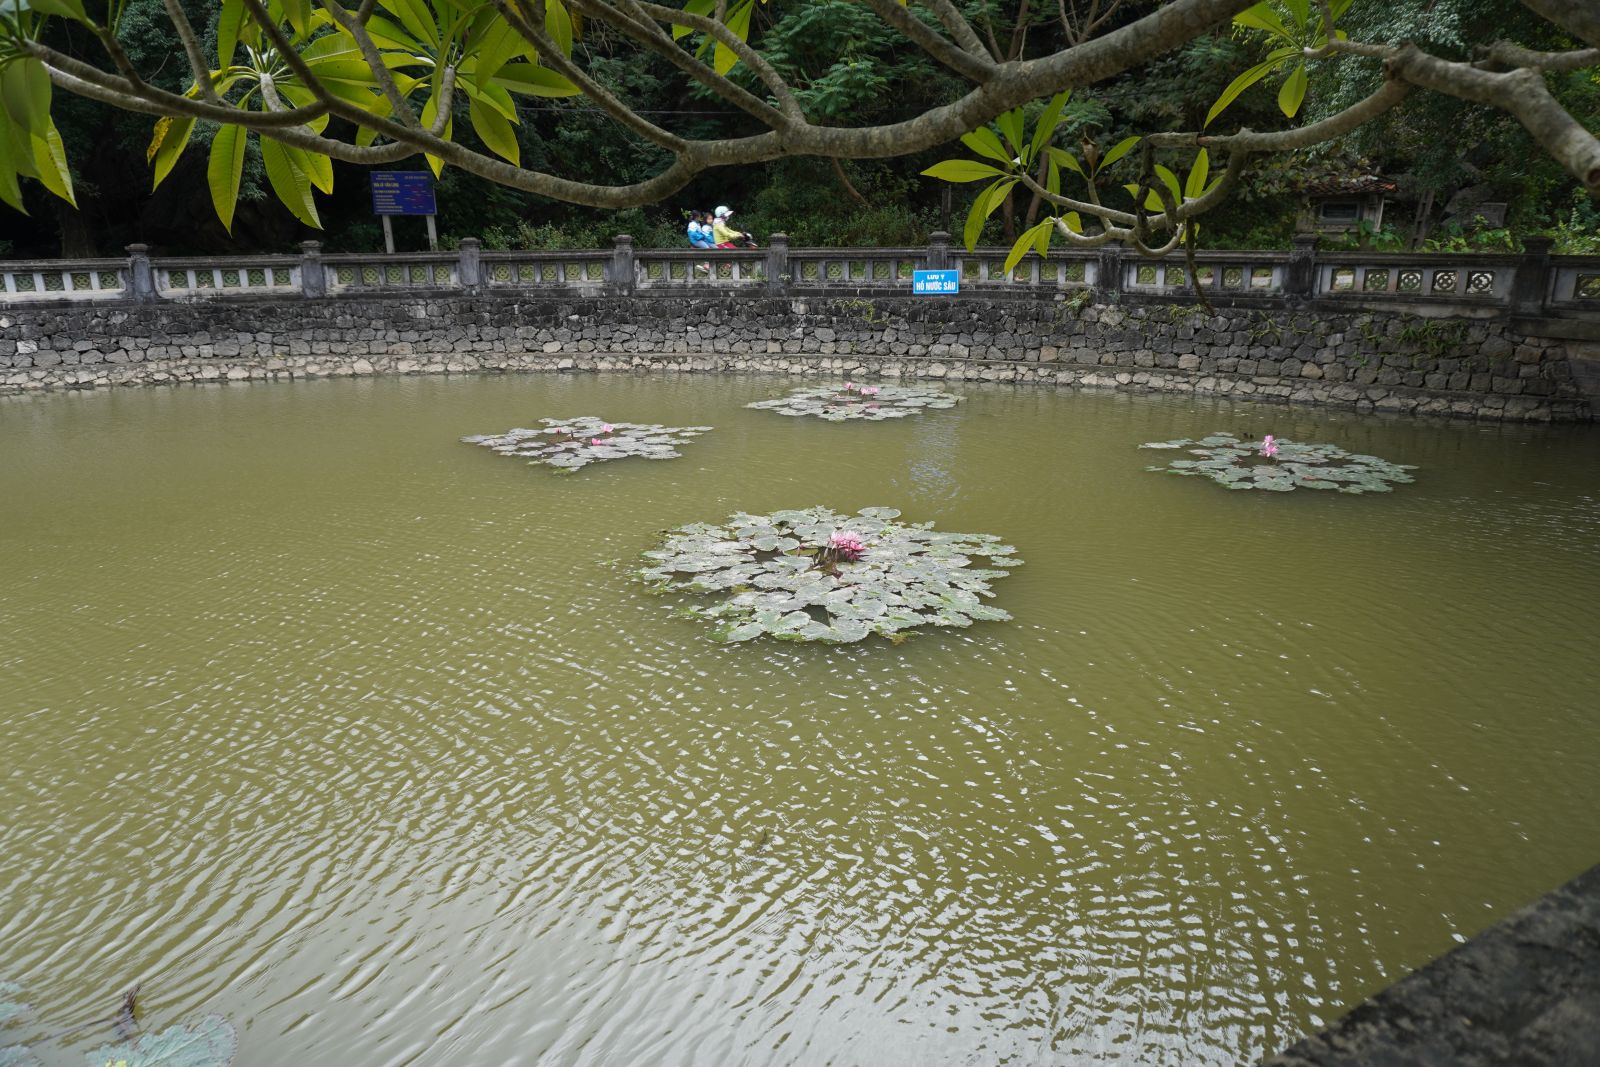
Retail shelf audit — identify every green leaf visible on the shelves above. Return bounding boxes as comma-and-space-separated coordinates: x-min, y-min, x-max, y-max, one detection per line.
1045, 156, 1060, 196
207, 123, 247, 233
30, 121, 74, 205
22, 0, 90, 23
1183, 148, 1210, 200
960, 126, 1012, 166
284, 139, 332, 194
920, 159, 1007, 183
216, 0, 246, 66
420, 87, 451, 176
379, 0, 439, 50
1045, 146, 1083, 175
281, 0, 310, 38
1062, 211, 1082, 233
1232, 1, 1290, 37
0, 58, 51, 135
1204, 55, 1284, 127
713, 0, 752, 76
149, 115, 195, 189
492, 63, 580, 98
0, 149, 25, 213
1028, 89, 1070, 161
1098, 135, 1140, 173
671, 0, 714, 40
468, 96, 519, 164
1277, 61, 1308, 118
546, 0, 575, 57
260, 135, 321, 227
1003, 218, 1054, 275
1154, 164, 1181, 207
995, 108, 1025, 158
962, 177, 1015, 250
1282, 0, 1310, 25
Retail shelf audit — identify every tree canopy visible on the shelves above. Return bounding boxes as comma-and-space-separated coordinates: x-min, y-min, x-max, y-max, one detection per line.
0, 0, 1595, 255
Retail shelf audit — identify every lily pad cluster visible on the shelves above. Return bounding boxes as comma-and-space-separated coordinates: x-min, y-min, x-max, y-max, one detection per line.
746, 384, 959, 421
635, 506, 1021, 643
1141, 432, 1417, 493
462, 417, 712, 472
0, 980, 235, 1067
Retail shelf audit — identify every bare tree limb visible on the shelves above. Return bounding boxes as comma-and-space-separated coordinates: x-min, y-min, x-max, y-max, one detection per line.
1517, 0, 1600, 49
160, 0, 219, 102
919, 0, 993, 59
860, 0, 997, 82
1478, 40, 1600, 71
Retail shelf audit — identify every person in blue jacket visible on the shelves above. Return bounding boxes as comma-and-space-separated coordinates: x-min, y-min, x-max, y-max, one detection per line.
687, 211, 716, 249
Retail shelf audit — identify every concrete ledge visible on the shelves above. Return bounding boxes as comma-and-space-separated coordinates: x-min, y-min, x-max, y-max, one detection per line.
1263, 863, 1600, 1067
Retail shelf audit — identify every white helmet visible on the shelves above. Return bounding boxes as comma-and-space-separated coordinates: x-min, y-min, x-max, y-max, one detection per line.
714, 205, 732, 218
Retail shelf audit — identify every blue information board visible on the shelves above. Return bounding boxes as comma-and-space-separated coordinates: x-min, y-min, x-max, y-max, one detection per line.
913, 269, 959, 295
370, 171, 437, 216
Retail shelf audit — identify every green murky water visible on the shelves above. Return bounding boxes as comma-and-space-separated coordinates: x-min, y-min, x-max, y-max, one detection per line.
2, 374, 1598, 1065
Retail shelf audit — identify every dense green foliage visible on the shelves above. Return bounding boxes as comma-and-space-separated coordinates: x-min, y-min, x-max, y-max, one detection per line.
1, 0, 1595, 257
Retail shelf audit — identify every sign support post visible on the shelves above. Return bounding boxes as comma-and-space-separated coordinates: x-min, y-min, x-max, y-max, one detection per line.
370, 171, 438, 252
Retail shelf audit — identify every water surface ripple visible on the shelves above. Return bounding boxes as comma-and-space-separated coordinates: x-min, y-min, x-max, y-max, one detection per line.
2, 376, 1598, 1065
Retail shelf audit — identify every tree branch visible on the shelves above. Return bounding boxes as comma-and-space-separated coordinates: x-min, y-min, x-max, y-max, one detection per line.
1517, 0, 1600, 49
1478, 40, 1600, 71
860, 0, 996, 82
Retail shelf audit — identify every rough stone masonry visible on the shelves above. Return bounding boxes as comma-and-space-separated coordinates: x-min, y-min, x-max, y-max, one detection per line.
0, 293, 1593, 421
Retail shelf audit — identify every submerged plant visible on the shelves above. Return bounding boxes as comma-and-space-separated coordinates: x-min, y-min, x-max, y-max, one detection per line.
747, 384, 958, 422
1141, 432, 1416, 493
462, 417, 712, 472
635, 506, 1021, 643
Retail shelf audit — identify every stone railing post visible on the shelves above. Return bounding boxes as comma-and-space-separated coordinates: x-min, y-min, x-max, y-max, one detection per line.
1096, 243, 1124, 301
458, 237, 482, 291
125, 243, 157, 302
766, 232, 789, 294
299, 240, 326, 298
1511, 235, 1553, 315
926, 231, 951, 270
1286, 233, 1318, 300
609, 234, 636, 295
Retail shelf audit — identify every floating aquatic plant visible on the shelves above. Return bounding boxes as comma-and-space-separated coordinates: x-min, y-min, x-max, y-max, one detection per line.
86, 1015, 237, 1067
746, 383, 958, 421
0, 981, 235, 1067
462, 417, 712, 472
0, 981, 37, 1067
635, 506, 1021, 643
1141, 432, 1416, 493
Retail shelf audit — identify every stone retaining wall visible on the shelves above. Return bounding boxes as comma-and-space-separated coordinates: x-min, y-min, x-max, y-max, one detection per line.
1, 293, 1593, 421
1262, 862, 1600, 1066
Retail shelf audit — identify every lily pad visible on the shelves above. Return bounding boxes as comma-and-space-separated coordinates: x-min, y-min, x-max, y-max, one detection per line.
463, 417, 712, 472
1140, 433, 1415, 494
85, 1015, 237, 1067
747, 384, 959, 421
635, 506, 1021, 643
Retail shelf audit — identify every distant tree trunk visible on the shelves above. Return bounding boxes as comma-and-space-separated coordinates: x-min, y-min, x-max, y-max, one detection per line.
830, 158, 868, 208
53, 200, 96, 258
1001, 190, 1016, 244
1023, 156, 1050, 228
1409, 189, 1436, 249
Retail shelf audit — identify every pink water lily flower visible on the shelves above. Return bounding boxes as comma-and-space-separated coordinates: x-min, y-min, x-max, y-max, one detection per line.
601, 423, 614, 433
844, 382, 856, 392
1262, 434, 1279, 458
590, 437, 604, 446
829, 531, 866, 561
861, 386, 880, 397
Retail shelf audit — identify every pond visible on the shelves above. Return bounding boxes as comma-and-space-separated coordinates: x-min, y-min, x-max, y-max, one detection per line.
2, 373, 1598, 1065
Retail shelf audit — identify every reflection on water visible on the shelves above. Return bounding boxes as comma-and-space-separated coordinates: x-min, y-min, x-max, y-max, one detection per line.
2, 375, 1599, 1065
